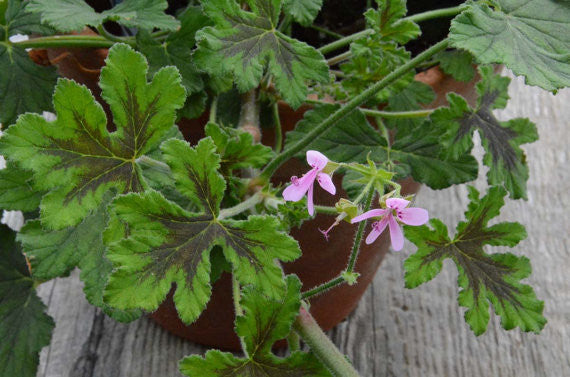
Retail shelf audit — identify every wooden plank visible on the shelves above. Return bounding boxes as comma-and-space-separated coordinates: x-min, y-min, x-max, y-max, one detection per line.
37, 72, 570, 377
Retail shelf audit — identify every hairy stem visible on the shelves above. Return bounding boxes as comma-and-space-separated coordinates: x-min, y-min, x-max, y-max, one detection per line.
232, 274, 243, 317
317, 5, 464, 55
238, 89, 261, 143
12, 35, 116, 49
326, 50, 352, 66
260, 39, 449, 182
309, 24, 343, 39
346, 187, 375, 272
287, 330, 301, 352
272, 101, 283, 153
406, 4, 466, 23
209, 96, 218, 124
294, 306, 361, 377
218, 192, 263, 220
305, 99, 434, 119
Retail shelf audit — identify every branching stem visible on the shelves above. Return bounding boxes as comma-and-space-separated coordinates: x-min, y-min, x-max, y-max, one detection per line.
260, 39, 449, 182
218, 192, 264, 220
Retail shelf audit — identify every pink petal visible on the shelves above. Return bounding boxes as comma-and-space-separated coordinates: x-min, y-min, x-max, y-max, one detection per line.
282, 170, 317, 202
307, 183, 315, 216
317, 173, 336, 195
306, 150, 328, 170
351, 209, 388, 224
388, 215, 404, 251
397, 207, 429, 226
365, 217, 388, 244
386, 198, 410, 210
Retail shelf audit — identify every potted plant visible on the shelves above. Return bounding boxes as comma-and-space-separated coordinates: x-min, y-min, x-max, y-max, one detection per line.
1, 0, 567, 376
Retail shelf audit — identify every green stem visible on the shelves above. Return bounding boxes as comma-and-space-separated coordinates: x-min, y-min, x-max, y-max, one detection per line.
406, 5, 466, 23
314, 205, 338, 216
309, 24, 343, 39
209, 96, 218, 124
318, 29, 373, 55
135, 155, 170, 172
260, 39, 449, 182
294, 306, 361, 377
361, 108, 433, 119
317, 5, 464, 55
346, 187, 375, 272
272, 101, 283, 153
218, 192, 263, 220
12, 35, 116, 49
287, 330, 301, 352
232, 274, 243, 317
96, 25, 130, 45
326, 50, 352, 66
301, 277, 344, 300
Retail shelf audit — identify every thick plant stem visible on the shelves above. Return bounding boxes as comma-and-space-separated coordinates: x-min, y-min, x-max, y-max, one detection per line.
305, 99, 434, 119
326, 51, 352, 66
406, 5, 466, 23
346, 187, 375, 272
294, 306, 361, 377
260, 39, 449, 182
218, 192, 263, 220
272, 101, 283, 153
232, 274, 243, 317
301, 277, 344, 300
12, 35, 116, 49
317, 5, 464, 55
238, 89, 261, 143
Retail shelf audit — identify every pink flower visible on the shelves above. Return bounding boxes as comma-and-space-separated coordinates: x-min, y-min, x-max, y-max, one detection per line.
351, 198, 428, 251
282, 150, 336, 215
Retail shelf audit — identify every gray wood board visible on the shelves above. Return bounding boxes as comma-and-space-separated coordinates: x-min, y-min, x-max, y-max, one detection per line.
36, 72, 570, 377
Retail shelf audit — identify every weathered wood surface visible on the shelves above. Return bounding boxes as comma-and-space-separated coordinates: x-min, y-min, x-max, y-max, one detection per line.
37, 73, 570, 377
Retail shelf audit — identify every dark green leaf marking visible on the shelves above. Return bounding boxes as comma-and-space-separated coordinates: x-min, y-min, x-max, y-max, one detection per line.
0, 43, 186, 229
431, 66, 538, 198
104, 138, 300, 324
179, 276, 331, 377
194, 0, 329, 108
404, 186, 546, 335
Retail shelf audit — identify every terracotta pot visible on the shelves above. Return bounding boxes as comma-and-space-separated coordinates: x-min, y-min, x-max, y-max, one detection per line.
42, 41, 485, 351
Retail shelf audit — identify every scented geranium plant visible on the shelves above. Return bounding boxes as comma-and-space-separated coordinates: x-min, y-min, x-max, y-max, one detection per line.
0, 0, 567, 376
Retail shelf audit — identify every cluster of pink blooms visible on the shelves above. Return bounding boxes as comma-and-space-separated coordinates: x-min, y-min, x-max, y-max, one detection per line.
282, 150, 428, 251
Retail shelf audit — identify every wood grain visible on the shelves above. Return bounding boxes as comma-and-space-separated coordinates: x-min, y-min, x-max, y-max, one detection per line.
37, 72, 570, 377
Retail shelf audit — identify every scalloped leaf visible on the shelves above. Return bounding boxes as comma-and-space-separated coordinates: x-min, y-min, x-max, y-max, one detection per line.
194, 0, 329, 108
283, 0, 322, 26
28, 0, 179, 32
0, 43, 186, 229
104, 138, 300, 324
0, 224, 54, 377
404, 186, 546, 335
179, 276, 330, 377
430, 66, 538, 199
449, 0, 570, 92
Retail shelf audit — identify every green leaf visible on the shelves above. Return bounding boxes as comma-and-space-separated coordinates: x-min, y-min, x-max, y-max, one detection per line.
404, 186, 546, 335
283, 0, 322, 26
16, 194, 141, 321
0, 224, 54, 377
28, 0, 179, 32
104, 138, 300, 324
0, 162, 42, 211
4, 0, 55, 35
0, 0, 57, 126
384, 80, 435, 131
205, 122, 274, 172
365, 0, 420, 44
435, 49, 475, 82
179, 276, 330, 377
430, 66, 538, 199
194, 0, 329, 108
136, 6, 212, 117
285, 103, 478, 189
449, 0, 570, 92
0, 43, 186, 229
